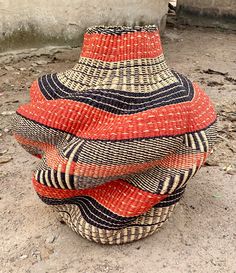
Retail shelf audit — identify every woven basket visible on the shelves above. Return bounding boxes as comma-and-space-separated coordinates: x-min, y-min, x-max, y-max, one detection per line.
12, 25, 217, 244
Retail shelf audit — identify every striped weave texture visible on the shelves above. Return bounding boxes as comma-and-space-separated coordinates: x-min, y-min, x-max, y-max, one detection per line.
12, 25, 217, 244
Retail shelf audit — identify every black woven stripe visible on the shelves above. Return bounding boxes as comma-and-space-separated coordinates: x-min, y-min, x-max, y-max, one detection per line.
86, 25, 158, 35
59, 77, 190, 103
37, 169, 76, 190
198, 131, 208, 152
191, 133, 201, 150
154, 187, 186, 208
176, 168, 193, 191
58, 172, 68, 189
62, 140, 79, 158
38, 69, 183, 96
43, 72, 176, 98
49, 170, 61, 188
39, 194, 136, 230
44, 171, 53, 187
166, 176, 175, 192
38, 75, 194, 115
39, 72, 174, 98
63, 140, 85, 162
61, 172, 75, 190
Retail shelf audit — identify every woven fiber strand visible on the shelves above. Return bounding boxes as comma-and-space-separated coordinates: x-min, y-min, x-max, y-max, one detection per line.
12, 25, 217, 244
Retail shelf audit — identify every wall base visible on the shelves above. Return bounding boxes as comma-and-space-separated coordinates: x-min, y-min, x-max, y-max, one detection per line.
177, 5, 236, 31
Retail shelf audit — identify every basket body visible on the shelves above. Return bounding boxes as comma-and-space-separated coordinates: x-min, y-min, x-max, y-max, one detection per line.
12, 25, 217, 244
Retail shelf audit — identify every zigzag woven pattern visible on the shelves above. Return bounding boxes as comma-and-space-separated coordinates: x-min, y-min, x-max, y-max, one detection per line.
12, 25, 217, 244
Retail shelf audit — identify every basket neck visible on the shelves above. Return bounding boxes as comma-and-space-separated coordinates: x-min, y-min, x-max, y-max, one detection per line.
57, 26, 176, 93
80, 25, 164, 62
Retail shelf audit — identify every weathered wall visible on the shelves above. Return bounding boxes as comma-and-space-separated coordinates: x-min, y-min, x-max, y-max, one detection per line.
0, 0, 169, 53
177, 0, 236, 30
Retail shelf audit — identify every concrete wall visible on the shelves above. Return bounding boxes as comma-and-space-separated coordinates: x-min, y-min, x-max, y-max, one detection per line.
0, 0, 169, 53
177, 0, 236, 30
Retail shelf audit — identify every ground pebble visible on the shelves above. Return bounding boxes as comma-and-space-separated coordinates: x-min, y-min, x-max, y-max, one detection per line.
46, 235, 55, 244
19, 254, 28, 260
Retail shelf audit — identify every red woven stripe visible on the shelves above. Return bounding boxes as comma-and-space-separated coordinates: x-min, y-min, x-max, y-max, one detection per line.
17, 83, 216, 140
81, 32, 163, 62
33, 178, 167, 217
30, 81, 47, 102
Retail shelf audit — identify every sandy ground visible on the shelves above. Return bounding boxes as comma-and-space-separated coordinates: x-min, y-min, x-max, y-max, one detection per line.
0, 26, 236, 273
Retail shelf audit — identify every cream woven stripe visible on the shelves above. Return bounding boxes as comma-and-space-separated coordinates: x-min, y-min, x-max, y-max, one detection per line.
57, 55, 178, 93
55, 203, 176, 244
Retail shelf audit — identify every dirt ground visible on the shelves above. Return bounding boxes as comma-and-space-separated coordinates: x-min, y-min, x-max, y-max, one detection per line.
0, 26, 236, 273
